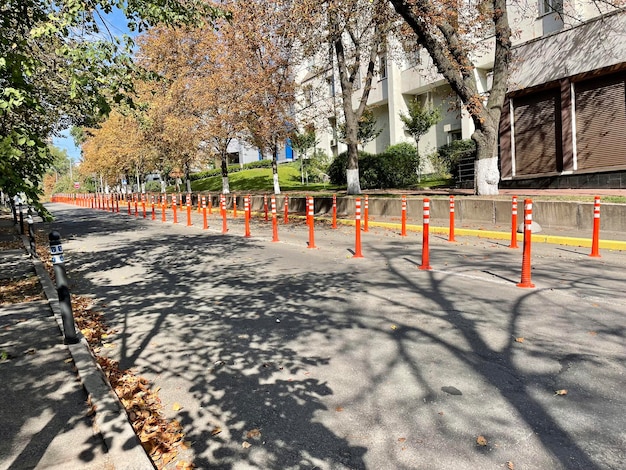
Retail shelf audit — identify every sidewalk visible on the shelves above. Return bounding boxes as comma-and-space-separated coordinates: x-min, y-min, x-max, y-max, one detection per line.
0, 212, 151, 470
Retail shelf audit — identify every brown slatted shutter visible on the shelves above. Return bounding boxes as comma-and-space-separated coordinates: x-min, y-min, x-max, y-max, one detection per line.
513, 89, 561, 176
575, 75, 626, 170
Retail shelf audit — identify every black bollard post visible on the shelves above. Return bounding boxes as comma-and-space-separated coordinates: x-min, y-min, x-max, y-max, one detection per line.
19, 203, 24, 235
48, 231, 79, 344
11, 199, 17, 225
27, 215, 36, 257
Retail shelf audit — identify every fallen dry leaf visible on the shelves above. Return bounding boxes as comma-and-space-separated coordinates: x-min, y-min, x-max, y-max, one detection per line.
515, 337, 524, 343
554, 389, 568, 396
172, 403, 183, 411
335, 406, 344, 412
211, 427, 222, 436
181, 441, 192, 450
246, 429, 262, 440
506, 461, 515, 469
64, 358, 73, 363
242, 441, 252, 449
391, 324, 398, 330
398, 437, 406, 443
476, 435, 488, 446
175, 461, 194, 470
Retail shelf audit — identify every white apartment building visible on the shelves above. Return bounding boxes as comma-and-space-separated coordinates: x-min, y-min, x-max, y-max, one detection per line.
296, 2, 626, 188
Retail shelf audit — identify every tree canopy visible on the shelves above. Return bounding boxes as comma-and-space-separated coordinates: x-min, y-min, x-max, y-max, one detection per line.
0, 0, 225, 209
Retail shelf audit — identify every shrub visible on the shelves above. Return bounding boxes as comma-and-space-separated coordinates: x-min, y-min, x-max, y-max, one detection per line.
327, 144, 419, 189
437, 139, 476, 176
144, 181, 162, 193
328, 151, 375, 186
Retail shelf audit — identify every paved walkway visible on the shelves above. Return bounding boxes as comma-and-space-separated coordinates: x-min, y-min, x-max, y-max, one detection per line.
0, 212, 150, 470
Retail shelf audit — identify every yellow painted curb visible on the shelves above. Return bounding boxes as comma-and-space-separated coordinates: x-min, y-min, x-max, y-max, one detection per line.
318, 217, 626, 251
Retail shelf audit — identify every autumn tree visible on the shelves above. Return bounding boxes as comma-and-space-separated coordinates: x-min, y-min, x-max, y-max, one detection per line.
186, 16, 250, 195
338, 107, 384, 151
388, 0, 511, 195
300, 0, 398, 194
136, 27, 213, 193
224, 0, 300, 195
81, 109, 152, 192
0, 0, 223, 210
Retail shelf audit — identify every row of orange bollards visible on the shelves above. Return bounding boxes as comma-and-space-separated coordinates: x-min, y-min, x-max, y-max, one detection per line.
53, 192, 605, 289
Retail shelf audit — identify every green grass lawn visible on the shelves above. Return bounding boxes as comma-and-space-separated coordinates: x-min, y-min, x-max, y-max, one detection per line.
187, 164, 626, 204
191, 163, 339, 193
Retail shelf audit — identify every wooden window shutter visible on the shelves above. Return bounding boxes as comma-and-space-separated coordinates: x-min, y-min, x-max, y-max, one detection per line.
575, 75, 626, 171
513, 89, 561, 176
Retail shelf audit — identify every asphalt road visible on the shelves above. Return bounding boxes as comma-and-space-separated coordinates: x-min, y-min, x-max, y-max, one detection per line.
46, 203, 626, 470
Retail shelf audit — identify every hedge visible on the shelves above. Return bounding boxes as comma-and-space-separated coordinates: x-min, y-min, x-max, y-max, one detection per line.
328, 143, 419, 189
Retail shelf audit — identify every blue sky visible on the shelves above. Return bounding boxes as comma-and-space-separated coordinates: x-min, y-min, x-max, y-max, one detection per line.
52, 7, 135, 162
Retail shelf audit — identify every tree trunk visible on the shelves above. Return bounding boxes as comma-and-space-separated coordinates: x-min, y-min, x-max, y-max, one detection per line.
185, 166, 191, 194
221, 152, 230, 194
345, 142, 361, 195
330, 10, 362, 195
472, 128, 500, 195
415, 137, 421, 183
272, 145, 281, 195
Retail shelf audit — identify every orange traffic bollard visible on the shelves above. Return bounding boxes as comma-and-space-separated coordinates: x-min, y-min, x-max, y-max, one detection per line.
308, 197, 316, 249
134, 195, 139, 217
353, 198, 363, 258
208, 193, 213, 214
221, 194, 228, 234
419, 198, 432, 270
202, 196, 208, 230
172, 195, 178, 224
590, 196, 601, 258
332, 194, 337, 229
244, 196, 251, 238
141, 194, 146, 218
271, 195, 279, 242
233, 194, 237, 218
448, 195, 456, 242
363, 195, 369, 232
151, 196, 156, 220
517, 199, 535, 288
509, 195, 519, 249
284, 195, 289, 224
186, 194, 192, 226
161, 196, 166, 222
401, 195, 407, 237
264, 194, 269, 222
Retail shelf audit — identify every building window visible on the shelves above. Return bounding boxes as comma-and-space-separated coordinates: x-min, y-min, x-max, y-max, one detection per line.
379, 55, 387, 79
539, 0, 563, 16
447, 130, 462, 144
326, 77, 335, 97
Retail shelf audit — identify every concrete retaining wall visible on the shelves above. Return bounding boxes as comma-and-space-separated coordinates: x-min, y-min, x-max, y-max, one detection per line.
197, 194, 626, 233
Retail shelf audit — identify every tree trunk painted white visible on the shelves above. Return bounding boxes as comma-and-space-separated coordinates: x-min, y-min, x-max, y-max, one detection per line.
475, 157, 500, 195
222, 177, 230, 194
273, 173, 281, 195
346, 168, 361, 195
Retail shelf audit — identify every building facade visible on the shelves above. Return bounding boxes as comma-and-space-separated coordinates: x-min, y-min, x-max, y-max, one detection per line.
296, 3, 626, 188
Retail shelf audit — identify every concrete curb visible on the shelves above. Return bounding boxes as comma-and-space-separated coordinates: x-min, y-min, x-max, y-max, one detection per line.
21, 234, 154, 470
